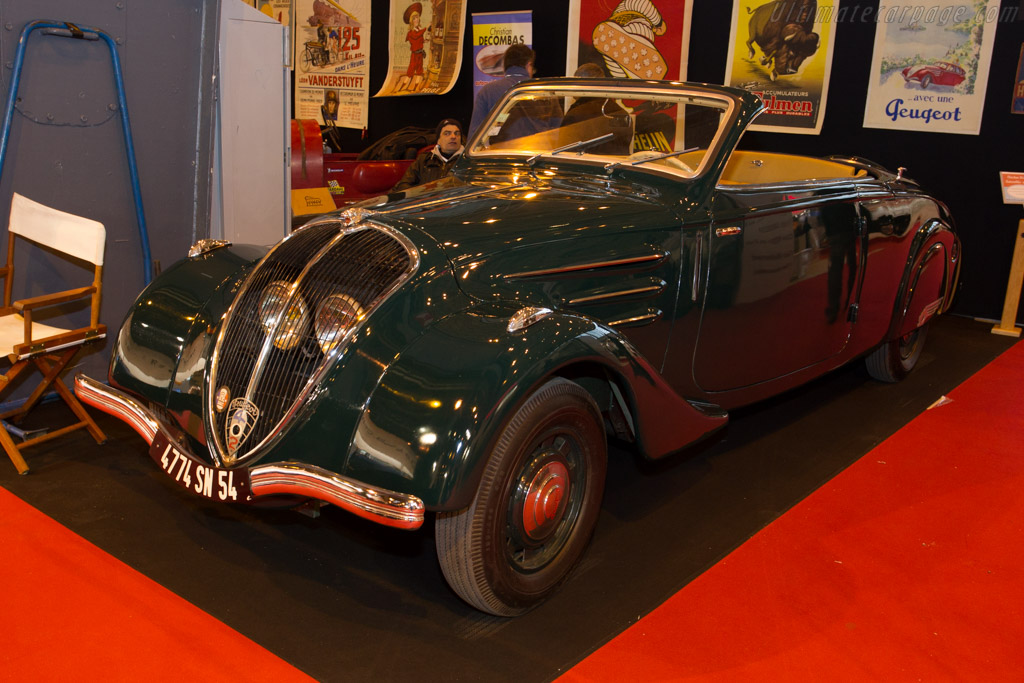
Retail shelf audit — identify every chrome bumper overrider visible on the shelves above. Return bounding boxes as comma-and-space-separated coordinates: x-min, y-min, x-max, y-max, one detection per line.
74, 374, 425, 530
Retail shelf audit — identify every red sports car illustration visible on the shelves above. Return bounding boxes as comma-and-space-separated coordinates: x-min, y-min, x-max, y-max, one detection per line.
902, 61, 965, 89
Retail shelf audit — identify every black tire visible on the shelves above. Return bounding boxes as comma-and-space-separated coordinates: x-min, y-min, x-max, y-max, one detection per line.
921, 75, 932, 89
866, 324, 929, 382
436, 378, 607, 616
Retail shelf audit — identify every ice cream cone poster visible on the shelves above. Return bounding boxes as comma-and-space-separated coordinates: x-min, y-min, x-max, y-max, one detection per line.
863, 1, 1000, 134
294, 0, 371, 128
376, 0, 468, 97
566, 1, 693, 150
723, 1, 838, 135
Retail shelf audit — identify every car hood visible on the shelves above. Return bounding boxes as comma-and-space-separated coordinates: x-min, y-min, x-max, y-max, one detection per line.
371, 169, 687, 304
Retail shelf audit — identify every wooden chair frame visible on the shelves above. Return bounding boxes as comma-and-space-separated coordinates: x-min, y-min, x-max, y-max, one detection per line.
0, 193, 107, 474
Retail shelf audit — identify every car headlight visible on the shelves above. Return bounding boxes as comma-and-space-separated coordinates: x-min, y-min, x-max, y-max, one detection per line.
314, 293, 365, 354
257, 281, 309, 350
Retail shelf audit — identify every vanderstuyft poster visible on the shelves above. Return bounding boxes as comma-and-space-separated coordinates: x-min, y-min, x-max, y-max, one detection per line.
471, 11, 533, 97
863, 1, 1000, 135
294, 0, 370, 129
723, 0, 837, 135
376, 0, 467, 97
566, 0, 693, 151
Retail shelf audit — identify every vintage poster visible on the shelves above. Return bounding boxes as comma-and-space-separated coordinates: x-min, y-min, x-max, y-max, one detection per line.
375, 1, 467, 96
471, 11, 533, 96
863, 1, 1000, 135
294, 0, 370, 129
1013, 44, 1024, 114
722, 0, 837, 135
256, 0, 292, 26
566, 0, 693, 150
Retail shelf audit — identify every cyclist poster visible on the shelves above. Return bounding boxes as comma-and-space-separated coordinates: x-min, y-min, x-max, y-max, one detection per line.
375, 1, 468, 96
294, 0, 371, 128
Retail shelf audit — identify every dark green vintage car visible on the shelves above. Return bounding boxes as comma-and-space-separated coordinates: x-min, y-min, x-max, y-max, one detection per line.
76, 79, 959, 616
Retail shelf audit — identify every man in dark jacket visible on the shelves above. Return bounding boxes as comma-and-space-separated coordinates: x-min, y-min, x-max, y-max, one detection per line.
468, 43, 536, 139
392, 118, 464, 191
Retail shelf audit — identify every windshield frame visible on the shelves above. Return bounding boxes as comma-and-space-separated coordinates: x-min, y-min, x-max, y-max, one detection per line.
465, 79, 742, 181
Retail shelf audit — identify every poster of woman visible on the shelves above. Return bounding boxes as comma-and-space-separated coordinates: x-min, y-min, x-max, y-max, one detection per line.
376, 0, 467, 97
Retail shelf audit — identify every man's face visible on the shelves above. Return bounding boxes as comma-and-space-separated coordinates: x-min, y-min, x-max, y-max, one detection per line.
438, 124, 461, 155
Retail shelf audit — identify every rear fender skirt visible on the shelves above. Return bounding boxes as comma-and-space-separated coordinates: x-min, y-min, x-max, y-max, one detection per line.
346, 304, 725, 510
890, 218, 959, 339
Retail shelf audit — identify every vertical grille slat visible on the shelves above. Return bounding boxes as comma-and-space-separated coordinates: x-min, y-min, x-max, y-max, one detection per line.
207, 221, 418, 465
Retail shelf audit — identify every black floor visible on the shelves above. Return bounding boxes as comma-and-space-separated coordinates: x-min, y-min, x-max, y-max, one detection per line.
1, 315, 1017, 682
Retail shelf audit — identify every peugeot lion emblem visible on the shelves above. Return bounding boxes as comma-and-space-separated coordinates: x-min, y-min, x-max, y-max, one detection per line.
226, 397, 260, 454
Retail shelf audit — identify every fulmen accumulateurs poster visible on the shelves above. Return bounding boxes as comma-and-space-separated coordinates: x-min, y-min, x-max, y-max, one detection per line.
723, 0, 838, 135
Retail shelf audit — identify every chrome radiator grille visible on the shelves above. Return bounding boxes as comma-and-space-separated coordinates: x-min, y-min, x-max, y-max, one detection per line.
207, 220, 417, 465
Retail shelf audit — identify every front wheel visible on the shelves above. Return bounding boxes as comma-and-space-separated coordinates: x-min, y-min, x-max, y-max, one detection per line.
866, 324, 929, 382
436, 378, 607, 616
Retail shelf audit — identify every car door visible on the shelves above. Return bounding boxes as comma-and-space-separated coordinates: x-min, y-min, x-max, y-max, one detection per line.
692, 184, 863, 393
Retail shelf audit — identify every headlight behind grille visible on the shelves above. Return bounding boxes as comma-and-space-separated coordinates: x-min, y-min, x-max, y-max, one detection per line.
258, 281, 310, 351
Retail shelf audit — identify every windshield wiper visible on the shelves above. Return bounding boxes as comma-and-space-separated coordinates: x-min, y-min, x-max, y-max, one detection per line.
526, 133, 615, 167
604, 146, 698, 174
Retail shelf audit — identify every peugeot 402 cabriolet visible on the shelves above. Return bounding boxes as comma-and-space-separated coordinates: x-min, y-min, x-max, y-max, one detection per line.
76, 79, 959, 616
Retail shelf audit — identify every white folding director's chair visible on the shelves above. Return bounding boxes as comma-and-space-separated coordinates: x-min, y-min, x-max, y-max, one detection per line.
0, 193, 107, 474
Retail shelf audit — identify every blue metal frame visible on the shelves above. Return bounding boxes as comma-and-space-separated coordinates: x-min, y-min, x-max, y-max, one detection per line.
0, 19, 152, 284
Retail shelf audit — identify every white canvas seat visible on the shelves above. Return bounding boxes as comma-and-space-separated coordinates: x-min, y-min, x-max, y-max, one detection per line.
0, 193, 107, 474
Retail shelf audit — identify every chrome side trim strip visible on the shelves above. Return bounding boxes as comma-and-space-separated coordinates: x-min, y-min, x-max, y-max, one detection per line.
75, 373, 158, 444
607, 311, 661, 327
569, 284, 664, 305
505, 252, 667, 280
249, 463, 425, 530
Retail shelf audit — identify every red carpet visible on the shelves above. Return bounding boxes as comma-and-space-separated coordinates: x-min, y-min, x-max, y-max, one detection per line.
0, 487, 315, 682
562, 340, 1024, 682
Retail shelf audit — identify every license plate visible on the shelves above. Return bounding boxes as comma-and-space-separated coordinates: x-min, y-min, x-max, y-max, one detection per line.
149, 430, 250, 503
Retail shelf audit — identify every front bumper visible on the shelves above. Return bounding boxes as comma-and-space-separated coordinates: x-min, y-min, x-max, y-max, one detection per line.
74, 374, 425, 530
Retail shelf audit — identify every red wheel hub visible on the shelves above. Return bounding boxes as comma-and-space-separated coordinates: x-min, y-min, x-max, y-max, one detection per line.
520, 460, 569, 542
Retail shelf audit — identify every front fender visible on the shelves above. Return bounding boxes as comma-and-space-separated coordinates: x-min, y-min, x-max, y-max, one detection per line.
109, 243, 268, 407
345, 303, 725, 510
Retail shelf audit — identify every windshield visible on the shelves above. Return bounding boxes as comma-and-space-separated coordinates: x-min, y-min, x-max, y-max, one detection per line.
469, 85, 734, 179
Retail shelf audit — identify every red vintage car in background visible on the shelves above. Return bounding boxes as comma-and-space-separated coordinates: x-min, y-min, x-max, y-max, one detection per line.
290, 119, 427, 212
902, 61, 966, 89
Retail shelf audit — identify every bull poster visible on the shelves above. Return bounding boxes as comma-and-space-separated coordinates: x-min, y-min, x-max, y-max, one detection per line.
862, 1, 1000, 135
294, 0, 371, 129
471, 11, 533, 97
723, 0, 838, 135
375, 1, 467, 97
566, 0, 694, 150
